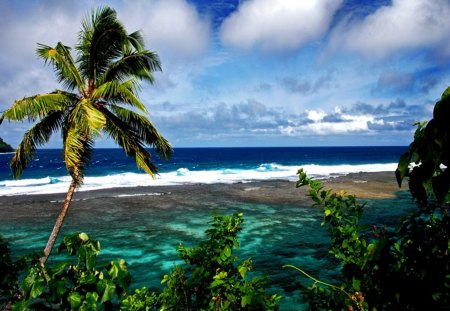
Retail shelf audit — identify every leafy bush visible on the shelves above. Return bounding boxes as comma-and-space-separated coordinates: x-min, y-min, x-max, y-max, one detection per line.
396, 86, 450, 209
0, 237, 21, 309
11, 232, 131, 310
294, 169, 450, 310
130, 212, 282, 310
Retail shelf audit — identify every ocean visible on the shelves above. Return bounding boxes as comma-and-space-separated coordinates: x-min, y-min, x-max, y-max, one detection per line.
0, 146, 405, 196
0, 146, 416, 309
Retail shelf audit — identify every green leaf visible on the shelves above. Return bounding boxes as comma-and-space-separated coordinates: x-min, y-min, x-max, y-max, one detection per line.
53, 280, 68, 298
79, 232, 89, 241
22, 267, 38, 294
11, 300, 28, 311
224, 244, 232, 258
51, 262, 69, 276
80, 99, 106, 134
352, 278, 361, 291
68, 291, 83, 309
213, 271, 228, 280
396, 151, 411, 187
241, 294, 252, 307
441, 86, 450, 100
85, 248, 98, 270
30, 275, 45, 299
238, 266, 248, 278
161, 274, 169, 284
98, 279, 117, 303
86, 291, 99, 305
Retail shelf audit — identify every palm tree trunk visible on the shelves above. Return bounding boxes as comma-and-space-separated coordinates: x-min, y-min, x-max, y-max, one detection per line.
39, 178, 77, 265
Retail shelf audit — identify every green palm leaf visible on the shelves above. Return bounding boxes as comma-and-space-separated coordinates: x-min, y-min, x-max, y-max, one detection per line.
100, 107, 158, 176
101, 50, 161, 84
109, 105, 172, 160
36, 43, 84, 92
93, 80, 147, 113
78, 6, 128, 82
128, 31, 145, 52
63, 125, 94, 185
2, 92, 72, 122
10, 111, 65, 178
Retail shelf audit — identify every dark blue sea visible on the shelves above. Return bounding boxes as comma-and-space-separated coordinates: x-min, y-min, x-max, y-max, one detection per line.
0, 146, 415, 309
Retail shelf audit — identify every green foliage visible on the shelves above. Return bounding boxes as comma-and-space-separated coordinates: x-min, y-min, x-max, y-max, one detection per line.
396, 86, 450, 209
0, 137, 13, 153
0, 237, 21, 308
120, 287, 160, 311
295, 168, 450, 310
294, 170, 369, 311
12, 232, 131, 310
150, 213, 282, 310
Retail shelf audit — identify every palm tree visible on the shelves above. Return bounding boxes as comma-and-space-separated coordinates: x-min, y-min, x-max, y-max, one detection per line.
0, 7, 172, 264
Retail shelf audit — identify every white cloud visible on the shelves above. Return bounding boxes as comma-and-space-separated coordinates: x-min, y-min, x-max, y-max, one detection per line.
220, 0, 343, 53
302, 113, 374, 135
119, 0, 211, 58
0, 1, 83, 110
306, 109, 326, 122
0, 2, 82, 60
278, 103, 420, 137
328, 0, 450, 59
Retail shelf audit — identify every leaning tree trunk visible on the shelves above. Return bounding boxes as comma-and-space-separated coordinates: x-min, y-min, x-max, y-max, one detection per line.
39, 178, 77, 265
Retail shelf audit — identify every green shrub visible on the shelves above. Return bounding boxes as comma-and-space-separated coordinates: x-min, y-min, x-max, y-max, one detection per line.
147, 212, 282, 310
12, 232, 131, 310
0, 237, 21, 309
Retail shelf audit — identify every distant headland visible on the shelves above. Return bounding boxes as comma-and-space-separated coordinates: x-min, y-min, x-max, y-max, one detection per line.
0, 137, 13, 152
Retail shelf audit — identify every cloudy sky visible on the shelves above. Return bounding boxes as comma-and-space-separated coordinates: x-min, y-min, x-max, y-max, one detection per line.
1, 0, 450, 147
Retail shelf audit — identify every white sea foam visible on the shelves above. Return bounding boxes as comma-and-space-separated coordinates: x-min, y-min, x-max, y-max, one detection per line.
0, 163, 397, 196
114, 192, 168, 198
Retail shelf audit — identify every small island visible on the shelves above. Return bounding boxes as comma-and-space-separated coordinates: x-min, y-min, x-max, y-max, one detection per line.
0, 137, 13, 152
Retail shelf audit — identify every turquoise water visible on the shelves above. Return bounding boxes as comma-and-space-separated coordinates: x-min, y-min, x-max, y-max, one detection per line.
0, 189, 415, 309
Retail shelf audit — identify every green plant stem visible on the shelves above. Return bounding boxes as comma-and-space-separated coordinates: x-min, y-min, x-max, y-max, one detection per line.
283, 264, 351, 296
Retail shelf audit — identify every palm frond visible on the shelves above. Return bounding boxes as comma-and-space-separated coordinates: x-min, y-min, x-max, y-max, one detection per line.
36, 43, 84, 92
100, 49, 162, 84
1, 91, 74, 122
62, 99, 105, 184
63, 125, 94, 185
99, 107, 159, 176
93, 80, 147, 113
109, 105, 173, 160
128, 31, 145, 52
69, 99, 106, 136
77, 6, 128, 82
10, 110, 65, 178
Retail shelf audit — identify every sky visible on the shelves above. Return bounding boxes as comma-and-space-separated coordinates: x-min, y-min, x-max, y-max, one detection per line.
1, 0, 450, 148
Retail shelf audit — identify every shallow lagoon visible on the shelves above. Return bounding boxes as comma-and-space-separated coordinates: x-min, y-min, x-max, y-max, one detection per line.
0, 185, 414, 309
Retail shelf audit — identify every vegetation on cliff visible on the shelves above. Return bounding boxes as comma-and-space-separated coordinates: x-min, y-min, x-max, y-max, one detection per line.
0, 137, 13, 153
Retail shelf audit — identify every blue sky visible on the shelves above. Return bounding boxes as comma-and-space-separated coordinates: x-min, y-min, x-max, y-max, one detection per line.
1, 0, 450, 147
